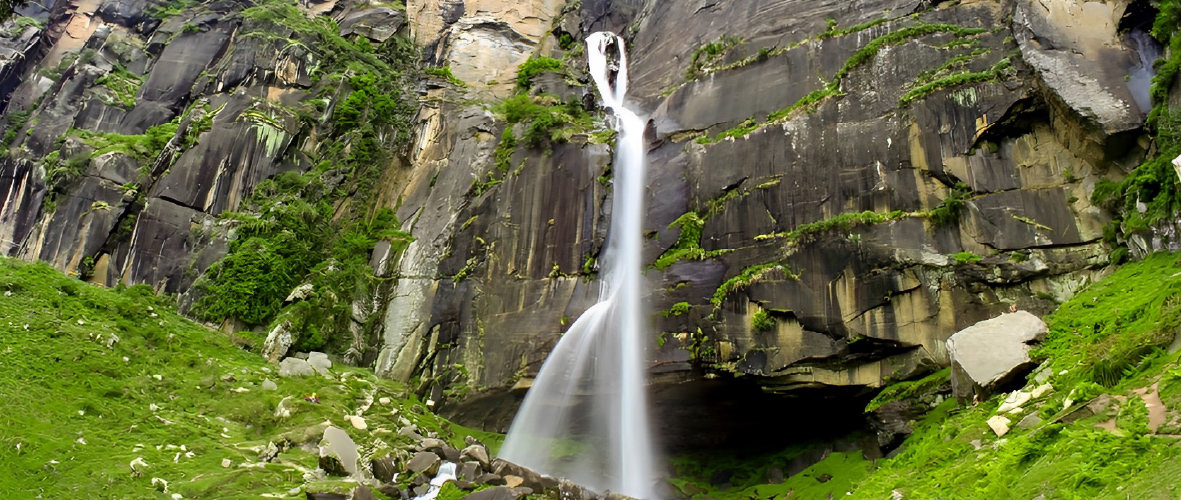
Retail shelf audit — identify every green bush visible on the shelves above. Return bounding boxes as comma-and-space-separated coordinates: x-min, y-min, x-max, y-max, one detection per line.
516, 56, 562, 90
752, 310, 775, 332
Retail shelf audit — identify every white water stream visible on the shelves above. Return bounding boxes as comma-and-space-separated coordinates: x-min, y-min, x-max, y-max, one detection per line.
499, 32, 659, 499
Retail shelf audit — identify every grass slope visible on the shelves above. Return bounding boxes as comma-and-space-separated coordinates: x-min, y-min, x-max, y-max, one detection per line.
0, 258, 500, 499
850, 253, 1181, 499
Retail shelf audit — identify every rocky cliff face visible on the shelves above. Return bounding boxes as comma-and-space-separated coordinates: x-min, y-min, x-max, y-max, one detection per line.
1, 0, 1173, 446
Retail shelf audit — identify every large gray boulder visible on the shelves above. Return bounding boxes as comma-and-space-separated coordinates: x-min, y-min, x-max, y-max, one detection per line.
278, 357, 315, 377
947, 311, 1048, 400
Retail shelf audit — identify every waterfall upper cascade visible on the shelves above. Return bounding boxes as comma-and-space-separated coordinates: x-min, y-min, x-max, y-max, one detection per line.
1126, 27, 1163, 114
498, 32, 660, 500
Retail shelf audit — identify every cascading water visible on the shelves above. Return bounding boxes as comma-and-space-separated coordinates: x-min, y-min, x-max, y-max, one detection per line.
499, 32, 659, 499
1125, 27, 1163, 114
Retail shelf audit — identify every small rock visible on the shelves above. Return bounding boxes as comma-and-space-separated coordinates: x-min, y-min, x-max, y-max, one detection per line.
996, 391, 1033, 414
221, 458, 232, 468
459, 461, 480, 481
460, 444, 490, 468
261, 379, 278, 391
371, 455, 399, 483
816, 473, 833, 483
441, 447, 461, 462
1017, 413, 1043, 430
987, 415, 1012, 437
475, 473, 505, 486
512, 486, 534, 496
259, 441, 279, 462
1031, 383, 1053, 399
398, 426, 423, 441
151, 477, 168, 492
379, 397, 391, 405
504, 475, 524, 488
347, 415, 367, 430
412, 485, 430, 497
464, 435, 485, 447
406, 451, 441, 476
419, 438, 447, 451
892, 490, 904, 500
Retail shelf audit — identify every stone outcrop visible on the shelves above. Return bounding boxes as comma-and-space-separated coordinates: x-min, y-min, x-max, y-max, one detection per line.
378, 0, 1148, 439
947, 311, 1048, 400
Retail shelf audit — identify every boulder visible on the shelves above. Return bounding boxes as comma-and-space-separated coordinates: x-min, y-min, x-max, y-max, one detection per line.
407, 451, 440, 476
351, 486, 382, 500
261, 379, 278, 391
319, 427, 359, 476
460, 444, 490, 469
307, 351, 332, 377
337, 8, 405, 42
475, 473, 505, 486
261, 321, 292, 363
947, 311, 1047, 400
279, 357, 315, 377
371, 455, 399, 483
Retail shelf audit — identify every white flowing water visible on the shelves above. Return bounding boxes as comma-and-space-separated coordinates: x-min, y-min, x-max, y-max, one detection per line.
499, 32, 659, 499
1126, 27, 1162, 114
413, 462, 457, 500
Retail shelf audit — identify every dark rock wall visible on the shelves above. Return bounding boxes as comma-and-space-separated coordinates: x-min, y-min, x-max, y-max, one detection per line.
0, 0, 1166, 441
388, 0, 1153, 434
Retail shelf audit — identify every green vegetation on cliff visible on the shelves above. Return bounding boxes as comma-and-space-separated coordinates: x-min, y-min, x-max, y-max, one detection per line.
698, 22, 989, 144
188, 0, 419, 354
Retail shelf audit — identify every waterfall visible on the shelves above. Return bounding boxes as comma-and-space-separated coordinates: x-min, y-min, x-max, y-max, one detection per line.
1125, 27, 1163, 114
499, 32, 659, 499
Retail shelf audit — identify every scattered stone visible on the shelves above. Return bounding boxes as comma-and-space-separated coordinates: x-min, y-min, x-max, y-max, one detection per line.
504, 475, 524, 488
221, 458, 231, 468
511, 486, 533, 496
459, 461, 480, 481
274, 396, 293, 418
278, 357, 315, 377
464, 435, 485, 448
947, 311, 1048, 400
412, 485, 431, 497
1017, 413, 1043, 430
347, 415, 367, 430
151, 477, 168, 492
987, 415, 1012, 437
997, 391, 1033, 414
407, 451, 441, 476
456, 480, 475, 490
475, 473, 506, 486
892, 490, 904, 500
372, 455, 399, 483
261, 379, 278, 391
307, 351, 332, 377
441, 447, 461, 462
259, 441, 279, 462
461, 444, 490, 468
398, 426, 424, 441
969, 439, 982, 450
1031, 383, 1053, 399
379, 397, 391, 405
419, 438, 447, 451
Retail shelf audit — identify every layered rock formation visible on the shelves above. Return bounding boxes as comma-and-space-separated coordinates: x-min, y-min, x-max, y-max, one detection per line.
0, 0, 1172, 446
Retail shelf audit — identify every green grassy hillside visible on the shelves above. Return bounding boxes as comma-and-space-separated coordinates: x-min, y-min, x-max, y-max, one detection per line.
0, 258, 499, 499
